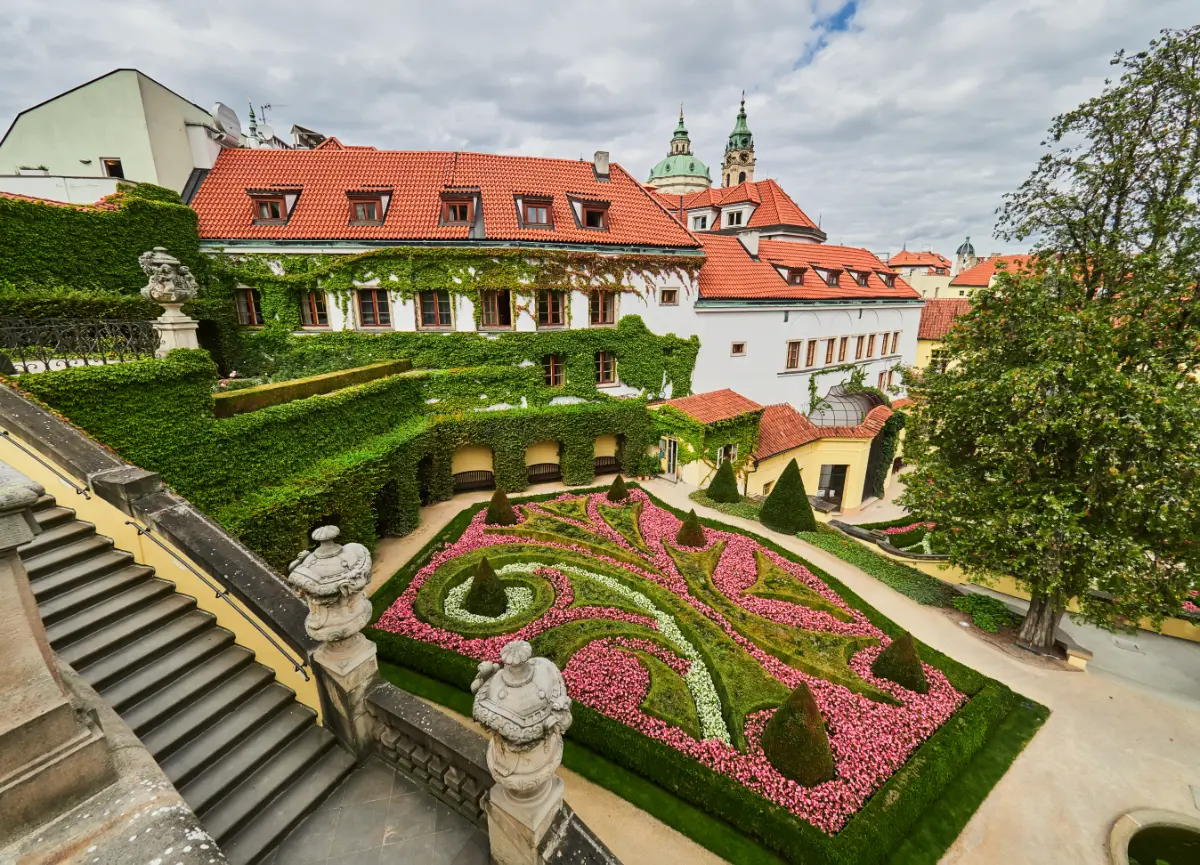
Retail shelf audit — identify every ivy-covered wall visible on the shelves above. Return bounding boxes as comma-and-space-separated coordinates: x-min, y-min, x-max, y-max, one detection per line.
0, 184, 203, 292
13, 348, 654, 567
651, 405, 762, 479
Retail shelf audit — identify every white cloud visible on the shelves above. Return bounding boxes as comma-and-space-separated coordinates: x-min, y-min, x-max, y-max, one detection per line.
1, 0, 1195, 256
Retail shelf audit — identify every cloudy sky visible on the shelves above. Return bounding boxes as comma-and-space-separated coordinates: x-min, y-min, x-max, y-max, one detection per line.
2, 0, 1195, 256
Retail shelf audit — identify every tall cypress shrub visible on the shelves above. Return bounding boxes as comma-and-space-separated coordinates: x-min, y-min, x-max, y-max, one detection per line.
759, 459, 817, 533
706, 459, 740, 503
463, 557, 507, 617
607, 474, 629, 502
676, 509, 707, 547
870, 632, 928, 693
485, 488, 517, 526
761, 681, 835, 786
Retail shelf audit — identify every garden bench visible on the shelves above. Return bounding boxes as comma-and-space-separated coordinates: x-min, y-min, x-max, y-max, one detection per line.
593, 456, 620, 475
526, 463, 562, 483
453, 470, 495, 492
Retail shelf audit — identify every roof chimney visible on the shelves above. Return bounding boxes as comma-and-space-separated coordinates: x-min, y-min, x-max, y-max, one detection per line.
737, 231, 760, 258
593, 150, 610, 180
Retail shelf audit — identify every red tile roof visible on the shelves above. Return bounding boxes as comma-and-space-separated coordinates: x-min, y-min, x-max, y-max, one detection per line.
950, 254, 1032, 287
190, 148, 700, 248
918, 297, 971, 340
696, 234, 793, 298
757, 240, 921, 300
662, 388, 762, 425
0, 190, 119, 210
888, 250, 951, 270
752, 402, 894, 459
648, 179, 818, 232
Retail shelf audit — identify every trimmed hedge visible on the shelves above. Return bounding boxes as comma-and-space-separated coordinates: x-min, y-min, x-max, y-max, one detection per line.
760, 458, 817, 534
0, 286, 162, 320
706, 459, 740, 503
871, 632, 928, 694
367, 484, 1039, 865
761, 682, 835, 786
212, 360, 413, 417
802, 527, 956, 608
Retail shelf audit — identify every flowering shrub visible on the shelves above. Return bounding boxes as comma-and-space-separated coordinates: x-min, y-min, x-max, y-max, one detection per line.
375, 489, 967, 835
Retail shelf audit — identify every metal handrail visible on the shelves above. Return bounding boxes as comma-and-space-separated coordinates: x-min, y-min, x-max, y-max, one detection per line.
0, 429, 91, 499
126, 519, 310, 682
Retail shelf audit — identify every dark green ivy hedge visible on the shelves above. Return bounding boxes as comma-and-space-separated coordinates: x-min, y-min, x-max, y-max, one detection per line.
366, 485, 1037, 865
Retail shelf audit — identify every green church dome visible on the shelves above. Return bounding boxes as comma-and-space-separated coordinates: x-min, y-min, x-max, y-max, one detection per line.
648, 153, 711, 181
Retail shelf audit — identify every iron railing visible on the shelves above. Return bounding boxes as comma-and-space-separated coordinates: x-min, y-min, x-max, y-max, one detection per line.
126, 519, 311, 682
0, 317, 159, 374
0, 429, 91, 499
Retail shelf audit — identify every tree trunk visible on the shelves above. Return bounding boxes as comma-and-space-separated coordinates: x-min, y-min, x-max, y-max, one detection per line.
1017, 591, 1065, 651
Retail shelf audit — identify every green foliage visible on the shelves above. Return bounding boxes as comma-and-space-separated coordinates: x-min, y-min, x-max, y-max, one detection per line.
953, 595, 1017, 634
759, 459, 817, 534
463, 557, 507, 617
606, 474, 628, 502
368, 485, 1040, 865
707, 458, 740, 503
869, 411, 905, 500
651, 404, 761, 476
212, 360, 411, 416
485, 489, 517, 526
760, 681, 835, 787
800, 527, 956, 608
0, 187, 202, 292
871, 632, 929, 694
675, 509, 706, 547
0, 284, 162, 319
689, 489, 762, 521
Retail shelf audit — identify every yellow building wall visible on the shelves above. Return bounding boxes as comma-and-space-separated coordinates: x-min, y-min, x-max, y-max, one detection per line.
914, 338, 942, 370
746, 438, 873, 511
0, 435, 322, 715
594, 435, 619, 457
451, 445, 494, 473
524, 441, 560, 466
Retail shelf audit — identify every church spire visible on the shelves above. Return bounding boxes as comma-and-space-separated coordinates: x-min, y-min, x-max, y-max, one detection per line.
722, 92, 756, 187
669, 104, 692, 156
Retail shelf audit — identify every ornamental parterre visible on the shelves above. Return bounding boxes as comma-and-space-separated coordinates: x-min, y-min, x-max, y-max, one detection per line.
375, 490, 966, 834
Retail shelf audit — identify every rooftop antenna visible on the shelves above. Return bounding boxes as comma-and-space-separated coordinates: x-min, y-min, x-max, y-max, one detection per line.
246, 99, 257, 138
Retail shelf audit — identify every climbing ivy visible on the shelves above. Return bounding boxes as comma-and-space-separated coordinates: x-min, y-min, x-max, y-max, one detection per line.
870, 410, 906, 499
650, 405, 761, 480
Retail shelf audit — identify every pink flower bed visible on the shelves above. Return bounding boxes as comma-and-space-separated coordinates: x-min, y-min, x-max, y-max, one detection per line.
881, 521, 936, 535
375, 490, 966, 834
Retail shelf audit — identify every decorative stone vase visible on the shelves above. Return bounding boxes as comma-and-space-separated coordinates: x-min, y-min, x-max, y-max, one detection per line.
139, 247, 200, 357
472, 640, 573, 811
286, 526, 373, 659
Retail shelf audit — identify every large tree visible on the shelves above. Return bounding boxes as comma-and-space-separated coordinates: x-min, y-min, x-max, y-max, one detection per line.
903, 26, 1200, 650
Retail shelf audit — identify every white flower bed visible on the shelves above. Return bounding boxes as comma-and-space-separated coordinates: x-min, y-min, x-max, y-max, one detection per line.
443, 579, 534, 625
498, 561, 731, 743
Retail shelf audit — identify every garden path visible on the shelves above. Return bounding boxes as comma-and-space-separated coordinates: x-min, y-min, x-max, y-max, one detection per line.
644, 476, 1200, 865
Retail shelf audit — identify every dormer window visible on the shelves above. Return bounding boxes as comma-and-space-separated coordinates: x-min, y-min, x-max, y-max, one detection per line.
788, 269, 805, 286
253, 197, 286, 224
849, 269, 869, 287
691, 215, 708, 231
880, 272, 897, 288
814, 268, 840, 287
726, 211, 744, 227
583, 205, 608, 230
442, 198, 473, 225
349, 197, 384, 225
521, 199, 553, 228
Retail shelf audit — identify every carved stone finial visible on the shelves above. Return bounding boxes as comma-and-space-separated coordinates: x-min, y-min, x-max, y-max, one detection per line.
472, 639, 572, 812
139, 246, 199, 305
285, 525, 372, 648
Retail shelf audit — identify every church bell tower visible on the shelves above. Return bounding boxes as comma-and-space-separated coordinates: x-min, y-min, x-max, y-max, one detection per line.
722, 93, 756, 187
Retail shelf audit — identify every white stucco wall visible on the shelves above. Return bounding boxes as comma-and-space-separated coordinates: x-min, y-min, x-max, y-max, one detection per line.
0, 174, 124, 203
0, 70, 211, 191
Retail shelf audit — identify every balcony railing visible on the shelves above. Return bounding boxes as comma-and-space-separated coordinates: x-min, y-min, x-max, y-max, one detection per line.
0, 317, 159, 374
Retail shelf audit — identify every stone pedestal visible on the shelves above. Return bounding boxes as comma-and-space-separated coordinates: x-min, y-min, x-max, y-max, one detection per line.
287, 526, 380, 753
487, 776, 564, 865
153, 303, 201, 357
0, 483, 114, 847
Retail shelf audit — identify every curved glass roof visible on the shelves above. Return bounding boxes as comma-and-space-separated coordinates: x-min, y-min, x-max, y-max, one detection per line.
807, 384, 886, 427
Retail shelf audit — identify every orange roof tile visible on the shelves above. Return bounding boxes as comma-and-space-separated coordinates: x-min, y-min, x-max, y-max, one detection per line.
662, 388, 762, 425
191, 148, 700, 248
888, 250, 951, 270
647, 179, 819, 233
950, 254, 1032, 287
752, 402, 894, 460
918, 297, 971, 340
696, 234, 792, 298
757, 240, 921, 300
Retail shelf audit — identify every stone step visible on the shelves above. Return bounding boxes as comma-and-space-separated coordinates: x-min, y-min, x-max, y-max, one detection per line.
19, 518, 96, 557
33, 504, 76, 530
23, 534, 114, 579
218, 744, 356, 865
37, 565, 155, 625
123, 646, 255, 735
57, 593, 197, 669
101, 627, 237, 712
30, 548, 137, 601
45, 578, 176, 649
79, 608, 217, 691
156, 684, 300, 784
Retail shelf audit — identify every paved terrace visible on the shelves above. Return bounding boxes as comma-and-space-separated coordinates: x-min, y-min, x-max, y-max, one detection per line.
367, 478, 1200, 865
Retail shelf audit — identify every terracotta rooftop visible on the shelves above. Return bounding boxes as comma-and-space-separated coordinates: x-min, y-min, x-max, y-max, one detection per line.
695, 234, 793, 298
662, 388, 762, 425
752, 402, 894, 460
950, 254, 1032, 287
918, 298, 971, 340
0, 190, 119, 210
190, 147, 700, 248
888, 250, 951, 270
650, 179, 819, 232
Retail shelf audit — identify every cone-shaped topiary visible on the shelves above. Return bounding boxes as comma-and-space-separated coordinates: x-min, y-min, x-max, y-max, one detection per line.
761, 680, 835, 787
463, 556, 507, 617
675, 509, 706, 547
484, 488, 517, 526
706, 459, 740, 503
870, 631, 928, 693
759, 458, 817, 534
607, 474, 629, 502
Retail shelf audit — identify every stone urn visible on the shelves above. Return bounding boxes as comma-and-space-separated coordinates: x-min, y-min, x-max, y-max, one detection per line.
286, 526, 373, 664
139, 247, 200, 356
472, 640, 572, 812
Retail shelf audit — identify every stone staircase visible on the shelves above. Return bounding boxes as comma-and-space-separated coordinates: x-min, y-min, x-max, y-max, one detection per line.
20, 492, 356, 865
